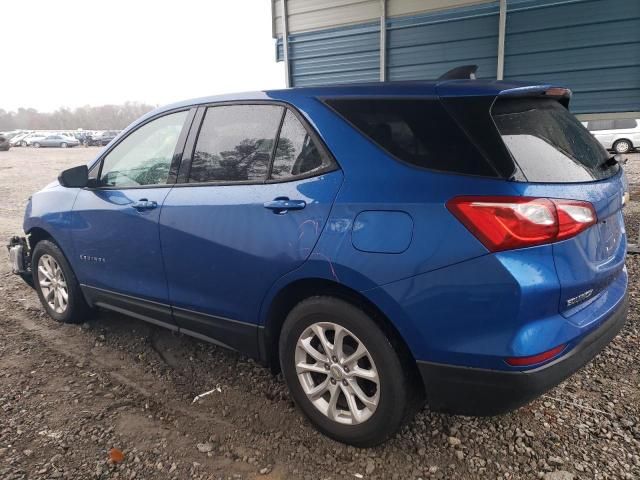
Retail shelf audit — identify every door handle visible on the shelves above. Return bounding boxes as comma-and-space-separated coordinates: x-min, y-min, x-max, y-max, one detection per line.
131, 199, 158, 210
263, 197, 306, 214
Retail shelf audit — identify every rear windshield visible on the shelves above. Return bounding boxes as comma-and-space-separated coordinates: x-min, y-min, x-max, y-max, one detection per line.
324, 98, 497, 177
492, 98, 618, 182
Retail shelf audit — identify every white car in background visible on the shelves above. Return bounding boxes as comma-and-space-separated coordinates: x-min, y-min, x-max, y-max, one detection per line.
22, 132, 48, 147
9, 132, 32, 146
586, 118, 640, 154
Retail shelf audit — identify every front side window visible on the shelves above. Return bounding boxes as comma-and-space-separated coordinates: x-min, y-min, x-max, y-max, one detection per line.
271, 110, 333, 180
189, 105, 283, 183
99, 111, 187, 188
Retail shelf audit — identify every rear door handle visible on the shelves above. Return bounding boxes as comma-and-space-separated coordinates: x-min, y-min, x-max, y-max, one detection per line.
131, 199, 158, 210
263, 198, 306, 214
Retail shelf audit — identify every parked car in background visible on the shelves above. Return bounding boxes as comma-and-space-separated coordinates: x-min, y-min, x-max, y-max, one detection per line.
9, 132, 32, 147
8, 79, 628, 446
88, 130, 119, 146
0, 135, 10, 151
31, 134, 80, 148
22, 133, 48, 147
0, 130, 23, 141
587, 118, 640, 154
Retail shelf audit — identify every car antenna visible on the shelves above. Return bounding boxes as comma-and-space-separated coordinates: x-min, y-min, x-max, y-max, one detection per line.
437, 65, 478, 80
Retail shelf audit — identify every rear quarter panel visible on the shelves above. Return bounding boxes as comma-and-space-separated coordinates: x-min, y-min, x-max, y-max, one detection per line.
270, 95, 517, 288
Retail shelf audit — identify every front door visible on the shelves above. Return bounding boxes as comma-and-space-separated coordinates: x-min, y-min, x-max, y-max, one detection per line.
160, 105, 342, 354
71, 110, 190, 323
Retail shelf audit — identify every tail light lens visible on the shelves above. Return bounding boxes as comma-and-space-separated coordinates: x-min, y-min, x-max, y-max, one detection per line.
447, 196, 596, 252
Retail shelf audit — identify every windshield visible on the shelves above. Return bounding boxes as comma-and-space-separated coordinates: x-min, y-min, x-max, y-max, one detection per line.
492, 98, 617, 183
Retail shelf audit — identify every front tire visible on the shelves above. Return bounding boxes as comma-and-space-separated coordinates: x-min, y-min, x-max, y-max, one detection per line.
33, 142, 40, 148
60, 142, 67, 148
32, 240, 90, 324
279, 296, 413, 447
614, 139, 632, 154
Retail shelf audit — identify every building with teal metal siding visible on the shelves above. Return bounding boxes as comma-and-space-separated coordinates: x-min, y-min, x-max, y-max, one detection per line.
272, 0, 640, 116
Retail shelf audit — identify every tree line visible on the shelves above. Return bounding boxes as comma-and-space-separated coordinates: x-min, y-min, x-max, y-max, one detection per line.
0, 102, 156, 131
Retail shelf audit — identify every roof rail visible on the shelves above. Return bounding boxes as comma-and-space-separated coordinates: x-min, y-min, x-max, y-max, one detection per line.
438, 65, 478, 81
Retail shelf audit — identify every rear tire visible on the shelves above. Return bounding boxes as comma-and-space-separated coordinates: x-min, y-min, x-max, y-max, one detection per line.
33, 142, 40, 148
614, 139, 632, 154
279, 296, 414, 447
32, 240, 90, 324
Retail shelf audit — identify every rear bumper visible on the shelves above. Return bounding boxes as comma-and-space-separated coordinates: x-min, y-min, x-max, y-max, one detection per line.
418, 292, 628, 416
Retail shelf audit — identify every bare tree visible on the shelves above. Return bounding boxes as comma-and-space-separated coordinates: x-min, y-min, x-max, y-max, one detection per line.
0, 102, 156, 131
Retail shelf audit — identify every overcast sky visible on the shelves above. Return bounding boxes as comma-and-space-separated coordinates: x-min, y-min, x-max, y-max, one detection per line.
0, 0, 285, 112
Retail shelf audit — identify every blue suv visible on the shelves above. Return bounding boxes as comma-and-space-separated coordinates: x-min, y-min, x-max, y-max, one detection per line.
8, 79, 628, 446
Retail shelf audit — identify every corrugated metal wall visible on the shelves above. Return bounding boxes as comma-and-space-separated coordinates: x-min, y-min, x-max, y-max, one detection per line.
273, 0, 489, 35
504, 0, 640, 114
275, 0, 640, 113
386, 2, 499, 81
276, 22, 380, 86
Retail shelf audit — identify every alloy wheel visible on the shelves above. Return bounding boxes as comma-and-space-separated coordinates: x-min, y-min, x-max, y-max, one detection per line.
615, 140, 631, 154
295, 322, 380, 425
37, 254, 69, 314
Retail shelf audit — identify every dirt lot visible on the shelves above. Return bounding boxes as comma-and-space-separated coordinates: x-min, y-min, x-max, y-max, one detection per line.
1, 147, 639, 480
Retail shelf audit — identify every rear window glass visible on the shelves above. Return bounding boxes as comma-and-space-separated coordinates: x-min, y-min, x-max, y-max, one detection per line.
492, 98, 618, 183
190, 105, 283, 183
324, 98, 497, 177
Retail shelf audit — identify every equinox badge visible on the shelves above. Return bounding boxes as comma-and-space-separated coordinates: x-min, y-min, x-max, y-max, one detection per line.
567, 289, 594, 307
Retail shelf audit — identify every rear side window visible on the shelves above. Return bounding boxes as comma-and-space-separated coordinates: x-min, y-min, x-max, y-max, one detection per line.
587, 119, 637, 131
190, 105, 283, 183
493, 98, 617, 183
324, 98, 496, 177
271, 110, 333, 180
587, 120, 614, 131
614, 119, 637, 129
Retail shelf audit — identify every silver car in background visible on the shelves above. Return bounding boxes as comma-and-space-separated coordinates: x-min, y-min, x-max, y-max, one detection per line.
31, 134, 80, 148
586, 118, 640, 154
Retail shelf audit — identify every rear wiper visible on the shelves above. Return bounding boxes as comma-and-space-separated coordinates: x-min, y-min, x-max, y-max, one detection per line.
600, 155, 625, 170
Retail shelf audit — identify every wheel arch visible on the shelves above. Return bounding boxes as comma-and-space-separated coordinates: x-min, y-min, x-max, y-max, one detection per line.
261, 277, 425, 392
27, 226, 55, 252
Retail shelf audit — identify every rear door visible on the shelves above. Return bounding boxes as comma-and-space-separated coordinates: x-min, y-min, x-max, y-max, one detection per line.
491, 97, 626, 321
160, 104, 342, 354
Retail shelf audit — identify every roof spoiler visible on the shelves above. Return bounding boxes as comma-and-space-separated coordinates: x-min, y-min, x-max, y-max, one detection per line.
438, 65, 478, 81
498, 86, 572, 108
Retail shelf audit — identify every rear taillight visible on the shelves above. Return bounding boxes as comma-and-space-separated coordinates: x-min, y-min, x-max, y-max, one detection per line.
446, 196, 596, 252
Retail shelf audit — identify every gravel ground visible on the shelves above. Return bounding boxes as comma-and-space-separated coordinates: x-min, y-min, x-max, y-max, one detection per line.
0, 147, 639, 480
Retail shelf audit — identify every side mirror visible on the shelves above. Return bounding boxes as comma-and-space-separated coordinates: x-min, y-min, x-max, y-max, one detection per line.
58, 165, 89, 188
